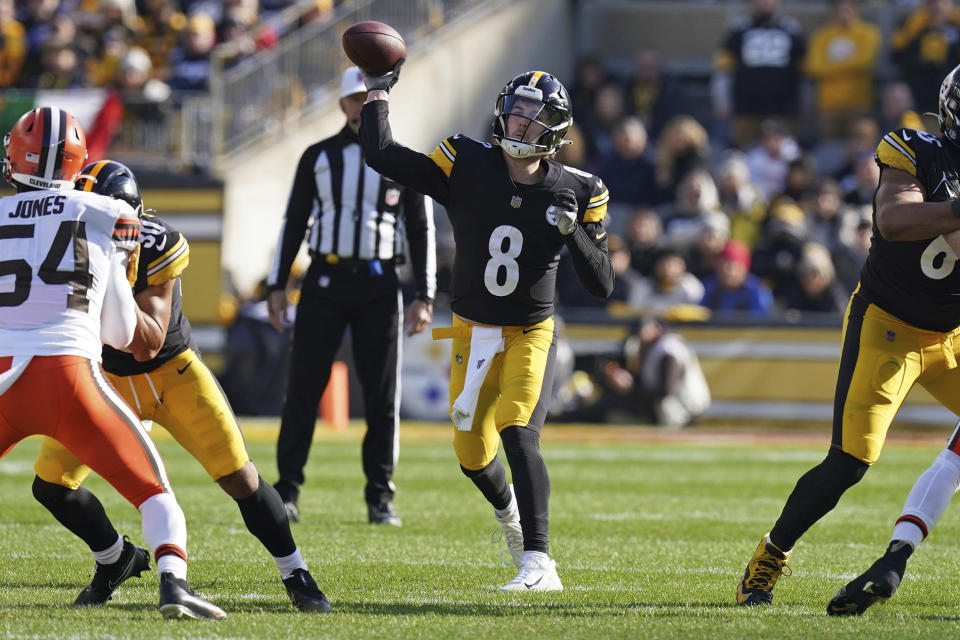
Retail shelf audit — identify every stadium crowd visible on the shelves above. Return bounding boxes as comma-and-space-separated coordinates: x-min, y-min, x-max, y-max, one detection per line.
0, 0, 338, 93
550, 0, 958, 321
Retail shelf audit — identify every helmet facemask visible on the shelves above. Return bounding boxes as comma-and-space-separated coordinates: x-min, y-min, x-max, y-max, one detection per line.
492, 79, 573, 159
939, 65, 960, 147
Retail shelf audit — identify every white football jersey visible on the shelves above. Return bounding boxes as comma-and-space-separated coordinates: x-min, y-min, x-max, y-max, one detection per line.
0, 189, 140, 360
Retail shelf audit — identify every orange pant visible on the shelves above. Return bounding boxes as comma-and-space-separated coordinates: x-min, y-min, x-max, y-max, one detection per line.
0, 355, 170, 507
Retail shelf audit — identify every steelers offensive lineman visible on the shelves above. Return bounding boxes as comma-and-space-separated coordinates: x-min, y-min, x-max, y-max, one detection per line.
737, 62, 960, 609
30, 160, 331, 613
360, 65, 614, 591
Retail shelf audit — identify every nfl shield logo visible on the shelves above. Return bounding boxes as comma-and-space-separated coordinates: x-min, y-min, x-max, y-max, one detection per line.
385, 188, 401, 206
510, 195, 522, 208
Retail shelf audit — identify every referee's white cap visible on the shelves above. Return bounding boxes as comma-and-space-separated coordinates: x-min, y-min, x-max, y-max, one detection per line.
340, 66, 367, 98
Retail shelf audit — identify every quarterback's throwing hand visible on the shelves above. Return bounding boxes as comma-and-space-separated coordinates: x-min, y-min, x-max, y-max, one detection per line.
362, 58, 405, 93
549, 188, 578, 235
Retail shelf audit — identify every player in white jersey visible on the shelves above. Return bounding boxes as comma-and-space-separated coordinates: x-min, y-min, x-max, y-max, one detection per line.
0, 106, 224, 620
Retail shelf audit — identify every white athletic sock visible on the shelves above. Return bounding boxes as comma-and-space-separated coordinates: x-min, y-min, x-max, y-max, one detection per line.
894, 448, 960, 548
274, 547, 307, 579
92, 534, 124, 565
139, 492, 188, 580
522, 550, 550, 565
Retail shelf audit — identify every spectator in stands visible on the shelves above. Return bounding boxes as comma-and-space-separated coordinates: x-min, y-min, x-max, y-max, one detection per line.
804, 0, 881, 141
773, 153, 819, 212
780, 242, 848, 313
592, 116, 658, 208
879, 80, 926, 133
0, 0, 25, 87
33, 42, 86, 89
832, 206, 872, 293
806, 177, 850, 252
700, 239, 775, 316
714, 149, 768, 250
570, 55, 609, 135
606, 234, 645, 306
654, 114, 710, 203
626, 48, 689, 141
891, 0, 960, 113
712, 0, 806, 148
580, 82, 626, 160
600, 319, 711, 428
660, 168, 723, 250
751, 199, 808, 300
139, 0, 186, 80
19, 0, 61, 81
624, 207, 662, 277
842, 152, 881, 206
167, 11, 216, 91
745, 118, 801, 199
685, 211, 730, 281
628, 247, 705, 317
832, 115, 880, 184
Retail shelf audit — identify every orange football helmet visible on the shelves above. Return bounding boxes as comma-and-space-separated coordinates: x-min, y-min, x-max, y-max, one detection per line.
3, 106, 88, 190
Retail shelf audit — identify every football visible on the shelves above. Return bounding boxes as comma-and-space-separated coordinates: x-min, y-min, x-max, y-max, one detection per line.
342, 21, 407, 74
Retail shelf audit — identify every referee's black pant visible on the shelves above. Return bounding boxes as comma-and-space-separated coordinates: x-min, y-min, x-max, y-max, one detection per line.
276, 260, 401, 509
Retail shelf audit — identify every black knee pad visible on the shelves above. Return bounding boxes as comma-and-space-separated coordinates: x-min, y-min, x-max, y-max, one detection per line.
500, 425, 540, 457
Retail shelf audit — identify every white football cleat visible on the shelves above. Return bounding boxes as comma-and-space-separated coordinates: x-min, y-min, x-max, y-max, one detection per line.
499, 551, 563, 592
491, 486, 524, 568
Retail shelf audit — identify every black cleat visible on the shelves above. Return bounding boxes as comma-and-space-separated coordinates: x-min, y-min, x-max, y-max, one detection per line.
368, 502, 402, 526
827, 553, 906, 616
158, 572, 227, 620
74, 537, 151, 606
283, 568, 332, 613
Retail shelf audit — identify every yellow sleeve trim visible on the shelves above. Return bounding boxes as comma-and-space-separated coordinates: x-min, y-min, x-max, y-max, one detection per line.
875, 136, 917, 177
584, 188, 609, 222
146, 234, 190, 286
427, 138, 456, 178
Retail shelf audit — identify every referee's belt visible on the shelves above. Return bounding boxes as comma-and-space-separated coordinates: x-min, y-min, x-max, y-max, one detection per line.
310, 252, 396, 270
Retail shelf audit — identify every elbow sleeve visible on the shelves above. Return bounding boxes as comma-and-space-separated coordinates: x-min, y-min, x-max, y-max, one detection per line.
100, 252, 137, 348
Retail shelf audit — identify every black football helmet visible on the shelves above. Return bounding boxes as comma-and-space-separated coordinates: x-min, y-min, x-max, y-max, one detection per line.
492, 70, 573, 158
75, 159, 143, 216
939, 63, 960, 146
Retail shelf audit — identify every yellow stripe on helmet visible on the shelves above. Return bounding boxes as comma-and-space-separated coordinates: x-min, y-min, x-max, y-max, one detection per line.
79, 160, 110, 192
527, 71, 545, 87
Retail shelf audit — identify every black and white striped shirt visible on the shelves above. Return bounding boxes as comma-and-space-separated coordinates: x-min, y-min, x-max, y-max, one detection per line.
267, 126, 436, 300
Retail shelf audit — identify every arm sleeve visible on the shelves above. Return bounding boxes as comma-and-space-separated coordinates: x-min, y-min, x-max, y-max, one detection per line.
401, 188, 437, 302
267, 147, 318, 293
100, 250, 138, 349
360, 100, 451, 205
563, 224, 615, 299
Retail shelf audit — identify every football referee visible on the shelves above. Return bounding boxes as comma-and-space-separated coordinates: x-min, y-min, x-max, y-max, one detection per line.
267, 67, 436, 526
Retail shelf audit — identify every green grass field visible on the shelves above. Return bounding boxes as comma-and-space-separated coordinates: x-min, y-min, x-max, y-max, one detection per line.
1, 421, 959, 639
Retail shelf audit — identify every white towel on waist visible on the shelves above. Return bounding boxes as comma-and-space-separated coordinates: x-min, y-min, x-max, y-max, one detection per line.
0, 356, 32, 397
451, 326, 504, 430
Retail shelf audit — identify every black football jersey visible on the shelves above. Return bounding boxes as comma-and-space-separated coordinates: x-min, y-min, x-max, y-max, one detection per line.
102, 213, 197, 375
863, 128, 960, 331
359, 99, 611, 326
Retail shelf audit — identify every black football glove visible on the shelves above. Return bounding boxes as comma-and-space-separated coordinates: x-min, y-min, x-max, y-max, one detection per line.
362, 58, 405, 93
548, 188, 578, 235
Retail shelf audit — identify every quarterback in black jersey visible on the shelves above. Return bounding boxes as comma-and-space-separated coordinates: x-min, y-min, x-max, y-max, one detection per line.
30, 161, 331, 613
361, 67, 614, 592
737, 63, 960, 610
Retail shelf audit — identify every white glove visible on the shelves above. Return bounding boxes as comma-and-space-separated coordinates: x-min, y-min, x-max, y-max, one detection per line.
548, 188, 578, 235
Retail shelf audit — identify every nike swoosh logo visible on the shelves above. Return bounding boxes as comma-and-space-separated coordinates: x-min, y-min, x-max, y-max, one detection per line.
107, 552, 138, 590
523, 576, 544, 589
177, 362, 192, 375
901, 131, 912, 141
595, 232, 607, 240
521, 328, 538, 334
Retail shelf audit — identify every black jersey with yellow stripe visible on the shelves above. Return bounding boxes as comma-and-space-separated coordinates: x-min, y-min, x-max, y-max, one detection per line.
427, 134, 609, 325
862, 128, 960, 331
102, 213, 197, 375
